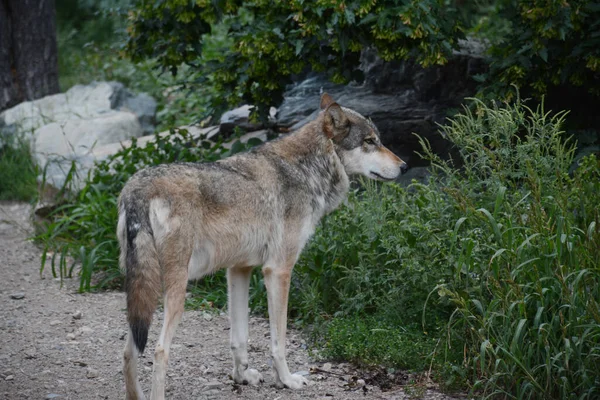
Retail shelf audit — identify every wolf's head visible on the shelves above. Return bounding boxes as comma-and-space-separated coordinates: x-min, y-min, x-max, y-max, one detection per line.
319, 93, 408, 181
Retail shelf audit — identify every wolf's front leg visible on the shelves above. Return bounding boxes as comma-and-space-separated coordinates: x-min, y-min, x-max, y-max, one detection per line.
227, 267, 264, 385
262, 263, 309, 389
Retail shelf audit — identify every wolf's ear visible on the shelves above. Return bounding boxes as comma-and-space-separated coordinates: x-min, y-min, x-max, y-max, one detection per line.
323, 103, 349, 139
320, 93, 335, 110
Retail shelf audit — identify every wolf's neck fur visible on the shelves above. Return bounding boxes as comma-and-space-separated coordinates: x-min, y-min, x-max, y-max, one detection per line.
259, 118, 350, 216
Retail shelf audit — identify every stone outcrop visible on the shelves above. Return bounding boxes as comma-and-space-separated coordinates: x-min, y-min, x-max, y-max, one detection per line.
0, 81, 157, 190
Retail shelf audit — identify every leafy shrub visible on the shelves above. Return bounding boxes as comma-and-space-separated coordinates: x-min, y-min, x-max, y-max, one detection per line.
124, 1, 600, 119
428, 100, 600, 398
125, 0, 465, 119
56, 0, 212, 130
484, 0, 600, 99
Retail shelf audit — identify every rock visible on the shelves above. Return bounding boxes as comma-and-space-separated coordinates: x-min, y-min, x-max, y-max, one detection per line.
66, 333, 76, 341
202, 380, 223, 391
321, 363, 332, 372
9, 293, 25, 300
356, 379, 366, 387
0, 81, 155, 193
49, 320, 61, 326
395, 166, 431, 185
5, 375, 13, 381
295, 370, 311, 377
219, 105, 265, 136
72, 311, 82, 320
33, 111, 142, 190
86, 368, 99, 379
78, 326, 93, 335
45, 394, 62, 399
24, 349, 36, 359
108, 82, 157, 135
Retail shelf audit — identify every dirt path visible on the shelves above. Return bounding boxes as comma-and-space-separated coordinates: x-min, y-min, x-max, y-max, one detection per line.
0, 202, 457, 400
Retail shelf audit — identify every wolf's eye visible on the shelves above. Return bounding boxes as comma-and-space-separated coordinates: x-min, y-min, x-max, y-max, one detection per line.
364, 138, 376, 145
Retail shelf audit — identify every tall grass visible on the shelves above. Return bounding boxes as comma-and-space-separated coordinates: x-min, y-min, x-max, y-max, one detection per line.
423, 99, 600, 399
0, 136, 39, 202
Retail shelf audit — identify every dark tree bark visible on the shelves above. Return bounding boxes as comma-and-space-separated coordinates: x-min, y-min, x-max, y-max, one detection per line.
0, 0, 59, 112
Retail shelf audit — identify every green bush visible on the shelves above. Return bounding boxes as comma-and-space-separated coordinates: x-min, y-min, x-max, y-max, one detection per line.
429, 101, 600, 398
124, 0, 600, 118
484, 0, 600, 99
0, 136, 39, 202
125, 0, 465, 119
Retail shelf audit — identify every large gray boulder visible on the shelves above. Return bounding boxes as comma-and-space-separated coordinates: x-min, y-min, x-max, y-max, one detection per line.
0, 81, 156, 190
276, 41, 487, 166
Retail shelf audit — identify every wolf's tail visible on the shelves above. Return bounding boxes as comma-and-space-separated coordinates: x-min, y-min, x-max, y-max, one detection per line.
118, 202, 161, 354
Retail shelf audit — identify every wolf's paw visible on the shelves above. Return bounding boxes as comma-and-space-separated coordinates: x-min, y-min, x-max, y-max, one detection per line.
275, 373, 309, 390
233, 368, 264, 385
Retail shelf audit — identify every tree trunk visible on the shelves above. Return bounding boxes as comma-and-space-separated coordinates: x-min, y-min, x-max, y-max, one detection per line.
0, 0, 17, 111
0, 0, 59, 112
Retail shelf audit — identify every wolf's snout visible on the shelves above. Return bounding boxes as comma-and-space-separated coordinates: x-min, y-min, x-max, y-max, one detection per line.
400, 162, 409, 174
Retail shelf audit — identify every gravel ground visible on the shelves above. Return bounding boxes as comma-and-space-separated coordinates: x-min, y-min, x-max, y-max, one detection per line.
0, 202, 460, 400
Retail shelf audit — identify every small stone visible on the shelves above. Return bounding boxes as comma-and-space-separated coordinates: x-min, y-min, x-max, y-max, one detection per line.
322, 363, 332, 372
66, 333, 76, 341
10, 293, 25, 300
295, 370, 311, 377
5, 375, 14, 381
72, 311, 82, 320
86, 368, 99, 379
356, 379, 366, 387
203, 380, 223, 391
49, 320, 61, 326
78, 326, 93, 335
46, 394, 62, 399
24, 349, 36, 359
202, 312, 213, 321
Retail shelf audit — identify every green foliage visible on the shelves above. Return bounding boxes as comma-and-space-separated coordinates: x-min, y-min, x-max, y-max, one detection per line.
318, 316, 439, 372
292, 179, 457, 328
0, 135, 39, 202
483, 0, 600, 99
126, 0, 464, 119
124, 1, 600, 117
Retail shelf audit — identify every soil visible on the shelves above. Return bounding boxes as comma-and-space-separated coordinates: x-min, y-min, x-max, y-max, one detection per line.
0, 202, 460, 400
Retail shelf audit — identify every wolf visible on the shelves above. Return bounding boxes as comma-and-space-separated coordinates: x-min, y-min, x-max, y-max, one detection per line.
119, 93, 408, 399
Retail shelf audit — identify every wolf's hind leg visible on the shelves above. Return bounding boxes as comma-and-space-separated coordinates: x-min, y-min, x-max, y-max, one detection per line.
228, 266, 264, 385
124, 328, 146, 400
149, 271, 187, 400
